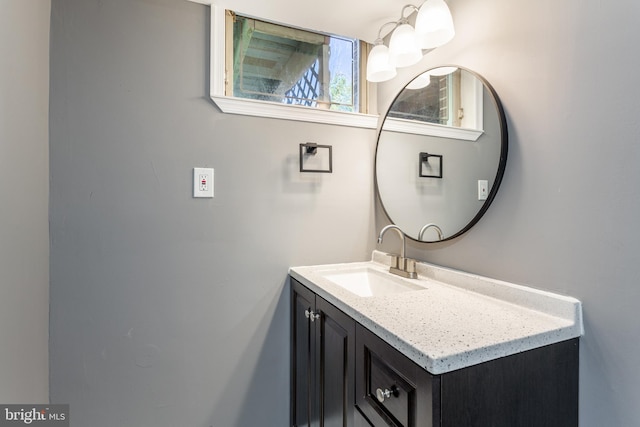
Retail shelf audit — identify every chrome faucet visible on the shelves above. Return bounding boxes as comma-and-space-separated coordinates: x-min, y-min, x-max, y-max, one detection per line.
378, 225, 406, 258
418, 223, 444, 242
377, 225, 417, 279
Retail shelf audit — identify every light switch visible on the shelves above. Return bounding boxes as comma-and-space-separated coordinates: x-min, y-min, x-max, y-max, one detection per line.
193, 167, 214, 198
478, 180, 488, 201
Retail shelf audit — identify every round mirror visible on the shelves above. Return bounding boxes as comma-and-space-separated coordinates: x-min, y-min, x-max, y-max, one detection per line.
375, 66, 508, 242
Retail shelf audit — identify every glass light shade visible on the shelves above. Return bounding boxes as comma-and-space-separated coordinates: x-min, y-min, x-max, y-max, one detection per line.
428, 66, 458, 76
406, 72, 431, 90
366, 43, 397, 82
388, 23, 422, 68
415, 0, 455, 49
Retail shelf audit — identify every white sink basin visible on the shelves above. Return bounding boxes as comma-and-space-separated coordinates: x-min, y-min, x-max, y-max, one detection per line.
319, 267, 425, 297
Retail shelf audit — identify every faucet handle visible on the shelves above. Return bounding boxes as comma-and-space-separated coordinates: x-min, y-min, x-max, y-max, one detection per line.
388, 253, 400, 269
405, 258, 417, 274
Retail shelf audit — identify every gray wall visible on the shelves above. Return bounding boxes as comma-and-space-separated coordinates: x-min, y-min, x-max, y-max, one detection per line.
0, 0, 50, 403
48, 0, 375, 426
377, 0, 640, 425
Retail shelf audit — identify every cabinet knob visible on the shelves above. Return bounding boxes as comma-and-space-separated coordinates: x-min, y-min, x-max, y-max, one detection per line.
304, 309, 320, 322
375, 387, 396, 403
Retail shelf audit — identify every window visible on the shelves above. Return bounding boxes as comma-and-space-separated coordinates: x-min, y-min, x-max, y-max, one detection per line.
227, 12, 361, 113
203, 5, 377, 128
384, 68, 484, 141
388, 74, 451, 125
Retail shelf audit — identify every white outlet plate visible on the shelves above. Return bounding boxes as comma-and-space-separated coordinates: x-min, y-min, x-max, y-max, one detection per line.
193, 167, 214, 198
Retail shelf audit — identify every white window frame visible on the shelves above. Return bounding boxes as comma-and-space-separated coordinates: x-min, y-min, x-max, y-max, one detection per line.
189, 1, 378, 129
383, 72, 484, 141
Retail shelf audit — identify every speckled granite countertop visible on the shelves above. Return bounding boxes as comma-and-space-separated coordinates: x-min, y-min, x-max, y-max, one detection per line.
289, 251, 583, 375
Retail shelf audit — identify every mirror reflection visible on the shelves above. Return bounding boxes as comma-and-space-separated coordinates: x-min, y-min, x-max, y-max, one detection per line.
376, 67, 507, 242
387, 66, 482, 132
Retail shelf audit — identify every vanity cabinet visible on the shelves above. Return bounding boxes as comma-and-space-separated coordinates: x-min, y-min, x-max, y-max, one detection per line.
291, 278, 356, 427
291, 277, 579, 427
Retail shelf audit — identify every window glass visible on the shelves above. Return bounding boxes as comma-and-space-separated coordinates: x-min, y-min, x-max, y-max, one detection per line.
388, 74, 453, 125
228, 13, 360, 113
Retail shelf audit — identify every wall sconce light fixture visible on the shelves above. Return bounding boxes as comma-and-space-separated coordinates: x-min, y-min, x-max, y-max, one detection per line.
366, 0, 455, 83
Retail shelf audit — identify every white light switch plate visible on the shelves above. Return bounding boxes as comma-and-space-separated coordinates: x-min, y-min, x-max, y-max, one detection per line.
478, 179, 488, 201
193, 167, 214, 198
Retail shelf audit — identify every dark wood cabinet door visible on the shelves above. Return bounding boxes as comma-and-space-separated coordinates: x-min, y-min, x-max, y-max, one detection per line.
291, 279, 356, 427
291, 280, 316, 427
317, 296, 356, 427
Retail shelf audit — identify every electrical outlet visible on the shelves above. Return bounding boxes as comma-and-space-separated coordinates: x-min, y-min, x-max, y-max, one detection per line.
193, 167, 214, 198
199, 174, 208, 191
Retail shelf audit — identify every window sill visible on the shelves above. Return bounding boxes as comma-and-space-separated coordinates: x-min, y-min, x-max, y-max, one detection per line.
211, 96, 379, 129
382, 117, 483, 141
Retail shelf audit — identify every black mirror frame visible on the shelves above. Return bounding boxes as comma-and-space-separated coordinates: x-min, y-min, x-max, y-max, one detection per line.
374, 65, 509, 243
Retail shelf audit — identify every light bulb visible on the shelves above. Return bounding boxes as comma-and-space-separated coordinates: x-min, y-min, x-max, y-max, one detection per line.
428, 66, 458, 76
388, 22, 422, 68
406, 72, 431, 90
366, 42, 397, 82
415, 0, 455, 49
